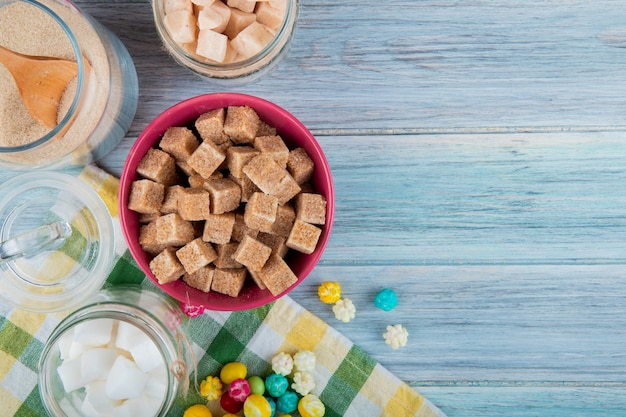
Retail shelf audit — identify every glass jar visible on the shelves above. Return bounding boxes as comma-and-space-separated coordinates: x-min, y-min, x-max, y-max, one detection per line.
38, 286, 192, 417
152, 0, 298, 84
0, 0, 138, 169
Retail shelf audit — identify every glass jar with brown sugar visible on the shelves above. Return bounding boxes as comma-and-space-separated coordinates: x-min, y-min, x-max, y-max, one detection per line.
0, 0, 138, 169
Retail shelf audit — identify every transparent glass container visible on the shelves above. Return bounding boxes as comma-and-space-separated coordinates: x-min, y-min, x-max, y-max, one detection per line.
152, 0, 298, 84
0, 172, 114, 313
0, 0, 138, 169
39, 286, 192, 417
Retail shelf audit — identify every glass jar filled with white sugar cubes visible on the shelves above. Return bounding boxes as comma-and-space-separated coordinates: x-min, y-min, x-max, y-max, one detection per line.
38, 286, 193, 417
152, 0, 298, 84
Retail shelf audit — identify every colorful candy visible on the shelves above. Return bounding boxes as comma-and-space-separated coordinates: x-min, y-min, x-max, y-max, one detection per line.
298, 394, 325, 417
293, 350, 316, 372
271, 351, 294, 375
248, 375, 266, 395
317, 281, 341, 304
277, 390, 299, 414
374, 288, 398, 311
229, 377, 251, 402
383, 324, 409, 349
221, 391, 244, 414
243, 394, 273, 417
199, 375, 223, 401
265, 373, 289, 397
291, 371, 315, 396
183, 404, 213, 417
220, 361, 247, 384
332, 298, 356, 323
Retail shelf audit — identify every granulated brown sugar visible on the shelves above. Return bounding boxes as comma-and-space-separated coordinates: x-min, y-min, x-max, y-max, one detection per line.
0, 0, 109, 166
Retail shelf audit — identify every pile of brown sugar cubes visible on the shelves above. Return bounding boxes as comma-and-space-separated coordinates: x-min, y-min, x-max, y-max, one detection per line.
128, 105, 327, 299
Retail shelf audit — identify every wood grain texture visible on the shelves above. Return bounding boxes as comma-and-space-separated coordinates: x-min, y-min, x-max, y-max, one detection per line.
3, 0, 626, 415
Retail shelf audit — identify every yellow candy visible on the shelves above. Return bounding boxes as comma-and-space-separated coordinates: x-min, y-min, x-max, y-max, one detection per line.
317, 281, 341, 304
183, 404, 213, 417
199, 375, 223, 401
243, 394, 272, 417
220, 361, 247, 384
298, 394, 325, 417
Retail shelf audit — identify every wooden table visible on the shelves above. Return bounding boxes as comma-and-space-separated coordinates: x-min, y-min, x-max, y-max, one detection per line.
5, 1, 626, 415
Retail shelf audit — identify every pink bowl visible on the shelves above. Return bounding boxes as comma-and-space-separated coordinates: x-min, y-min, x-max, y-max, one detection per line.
119, 93, 334, 311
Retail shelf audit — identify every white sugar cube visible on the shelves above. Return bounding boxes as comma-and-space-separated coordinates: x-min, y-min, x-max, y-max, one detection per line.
196, 29, 228, 63
198, 0, 231, 33
231, 22, 275, 59
129, 333, 164, 373
80, 348, 118, 383
105, 355, 149, 400
164, 9, 198, 44
164, 0, 192, 14
256, 1, 286, 31
81, 380, 120, 417
145, 366, 168, 399
57, 328, 74, 361
116, 395, 162, 417
57, 357, 86, 393
115, 321, 145, 352
73, 319, 114, 347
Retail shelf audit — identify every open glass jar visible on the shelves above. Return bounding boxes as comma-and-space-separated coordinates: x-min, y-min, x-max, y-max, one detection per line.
0, 0, 138, 169
38, 286, 192, 417
152, 0, 298, 84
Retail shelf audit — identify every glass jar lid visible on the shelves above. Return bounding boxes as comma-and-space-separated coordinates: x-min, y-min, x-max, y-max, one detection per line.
0, 171, 114, 312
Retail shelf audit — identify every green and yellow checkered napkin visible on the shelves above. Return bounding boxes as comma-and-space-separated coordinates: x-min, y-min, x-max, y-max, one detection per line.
0, 166, 445, 417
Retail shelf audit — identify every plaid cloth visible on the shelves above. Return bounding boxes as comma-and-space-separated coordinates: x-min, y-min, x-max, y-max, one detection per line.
0, 166, 446, 417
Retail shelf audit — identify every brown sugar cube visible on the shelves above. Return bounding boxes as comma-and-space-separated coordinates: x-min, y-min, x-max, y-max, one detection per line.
213, 242, 243, 268
161, 185, 184, 214
183, 265, 215, 293
233, 235, 272, 271
187, 141, 226, 179
243, 154, 301, 204
159, 126, 199, 161
149, 247, 185, 284
223, 106, 259, 144
195, 108, 229, 144
286, 220, 322, 255
202, 212, 236, 244
254, 135, 290, 168
287, 147, 315, 185
257, 120, 277, 137
155, 213, 195, 247
137, 148, 178, 186
244, 192, 278, 232
188, 174, 207, 189
267, 204, 296, 237
228, 174, 260, 203
226, 146, 259, 178
204, 178, 242, 214
177, 161, 197, 177
211, 267, 247, 297
139, 221, 169, 255
178, 188, 212, 220
257, 232, 289, 258
248, 269, 267, 290
139, 212, 160, 224
176, 238, 218, 274
232, 212, 259, 242
128, 179, 164, 214
298, 182, 315, 194
255, 255, 298, 296
295, 193, 327, 225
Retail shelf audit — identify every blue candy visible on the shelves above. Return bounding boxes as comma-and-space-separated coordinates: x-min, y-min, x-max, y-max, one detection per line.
265, 373, 289, 398
277, 390, 299, 414
264, 395, 277, 417
374, 288, 398, 311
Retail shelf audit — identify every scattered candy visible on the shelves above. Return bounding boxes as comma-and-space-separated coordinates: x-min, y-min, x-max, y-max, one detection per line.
332, 298, 356, 323
221, 391, 244, 414
317, 281, 341, 304
293, 350, 316, 372
271, 351, 293, 376
248, 375, 266, 396
298, 394, 325, 417
243, 394, 273, 417
229, 378, 251, 402
374, 288, 398, 311
291, 371, 315, 396
221, 361, 247, 384
383, 324, 409, 349
265, 373, 289, 397
183, 404, 212, 417
181, 302, 205, 318
199, 375, 223, 401
277, 390, 299, 414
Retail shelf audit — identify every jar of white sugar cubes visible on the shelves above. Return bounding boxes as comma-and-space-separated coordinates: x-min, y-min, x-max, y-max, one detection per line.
152, 0, 298, 84
0, 0, 138, 169
38, 286, 192, 417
